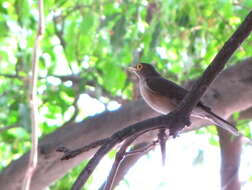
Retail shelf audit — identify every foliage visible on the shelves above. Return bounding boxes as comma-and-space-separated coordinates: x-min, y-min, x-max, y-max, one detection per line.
0, 0, 251, 188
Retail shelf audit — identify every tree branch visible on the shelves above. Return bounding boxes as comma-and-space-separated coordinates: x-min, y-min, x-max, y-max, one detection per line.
177, 10, 252, 115
98, 142, 154, 190
64, 10, 252, 190
69, 118, 169, 190
22, 1, 44, 190
103, 135, 139, 190
1, 58, 252, 190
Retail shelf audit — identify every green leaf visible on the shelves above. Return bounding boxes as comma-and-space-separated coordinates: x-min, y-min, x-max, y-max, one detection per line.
110, 16, 126, 50
64, 21, 78, 62
102, 62, 126, 94
0, 21, 8, 37
79, 12, 99, 54
80, 13, 99, 35
14, 0, 30, 27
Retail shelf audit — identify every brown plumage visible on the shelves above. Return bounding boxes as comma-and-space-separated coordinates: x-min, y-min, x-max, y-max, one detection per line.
129, 63, 239, 136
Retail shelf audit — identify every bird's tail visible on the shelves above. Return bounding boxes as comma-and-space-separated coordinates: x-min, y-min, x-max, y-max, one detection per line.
201, 109, 239, 136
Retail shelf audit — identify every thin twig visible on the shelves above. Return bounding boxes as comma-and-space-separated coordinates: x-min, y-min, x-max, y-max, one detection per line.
103, 135, 139, 190
98, 142, 156, 190
22, 1, 44, 190
71, 138, 117, 190
70, 125, 165, 190
57, 138, 109, 160
125, 141, 157, 156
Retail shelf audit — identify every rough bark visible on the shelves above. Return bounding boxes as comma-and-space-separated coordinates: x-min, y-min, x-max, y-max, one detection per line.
0, 58, 252, 189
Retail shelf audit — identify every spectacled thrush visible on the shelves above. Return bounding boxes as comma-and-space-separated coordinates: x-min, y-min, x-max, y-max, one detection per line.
129, 63, 239, 136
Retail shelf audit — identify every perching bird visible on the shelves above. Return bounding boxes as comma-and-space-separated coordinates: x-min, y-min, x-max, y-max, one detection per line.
129, 63, 239, 136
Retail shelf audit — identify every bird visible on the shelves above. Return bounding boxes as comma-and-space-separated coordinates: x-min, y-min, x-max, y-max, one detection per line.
128, 62, 239, 136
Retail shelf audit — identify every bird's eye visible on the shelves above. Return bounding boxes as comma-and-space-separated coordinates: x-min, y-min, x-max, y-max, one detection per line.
136, 64, 143, 71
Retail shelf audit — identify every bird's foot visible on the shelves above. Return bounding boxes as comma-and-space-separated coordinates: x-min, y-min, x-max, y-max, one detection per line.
163, 111, 191, 138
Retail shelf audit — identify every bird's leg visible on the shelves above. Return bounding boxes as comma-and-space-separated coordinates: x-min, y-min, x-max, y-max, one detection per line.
158, 129, 168, 166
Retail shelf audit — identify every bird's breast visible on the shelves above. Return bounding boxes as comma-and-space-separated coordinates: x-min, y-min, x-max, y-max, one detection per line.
139, 81, 176, 114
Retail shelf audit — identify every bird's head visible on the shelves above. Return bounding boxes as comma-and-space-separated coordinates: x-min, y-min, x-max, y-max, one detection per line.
128, 63, 160, 79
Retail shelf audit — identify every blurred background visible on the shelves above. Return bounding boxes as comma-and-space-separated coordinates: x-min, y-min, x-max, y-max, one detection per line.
0, 0, 252, 189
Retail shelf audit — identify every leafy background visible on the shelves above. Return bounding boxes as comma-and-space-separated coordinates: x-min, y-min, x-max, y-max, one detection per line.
0, 0, 252, 189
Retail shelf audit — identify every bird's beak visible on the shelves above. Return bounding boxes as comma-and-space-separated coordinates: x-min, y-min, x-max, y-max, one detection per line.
128, 67, 137, 72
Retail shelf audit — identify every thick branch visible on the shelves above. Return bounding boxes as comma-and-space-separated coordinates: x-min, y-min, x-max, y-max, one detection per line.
103, 135, 139, 190
68, 11, 252, 189
70, 120, 165, 190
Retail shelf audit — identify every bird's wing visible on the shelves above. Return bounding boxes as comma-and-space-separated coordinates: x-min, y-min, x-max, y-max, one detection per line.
145, 77, 208, 108
145, 77, 239, 136
145, 77, 188, 104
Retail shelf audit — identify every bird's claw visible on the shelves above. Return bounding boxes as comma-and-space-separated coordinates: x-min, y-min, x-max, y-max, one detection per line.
169, 129, 180, 138
164, 112, 191, 138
